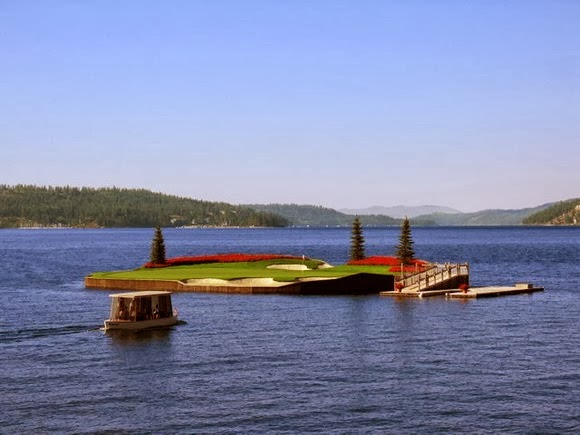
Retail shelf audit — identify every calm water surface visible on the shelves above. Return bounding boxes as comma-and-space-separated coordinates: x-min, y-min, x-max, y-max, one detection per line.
1, 227, 579, 433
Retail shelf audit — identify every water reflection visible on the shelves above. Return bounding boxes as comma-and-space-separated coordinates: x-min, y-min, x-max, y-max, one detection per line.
105, 326, 176, 345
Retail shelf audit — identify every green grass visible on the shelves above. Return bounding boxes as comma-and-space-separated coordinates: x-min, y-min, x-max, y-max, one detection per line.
89, 259, 394, 282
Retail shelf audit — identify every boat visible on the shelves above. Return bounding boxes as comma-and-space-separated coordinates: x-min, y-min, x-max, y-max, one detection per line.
103, 291, 179, 330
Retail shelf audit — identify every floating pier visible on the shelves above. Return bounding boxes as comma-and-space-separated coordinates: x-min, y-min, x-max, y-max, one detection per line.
381, 283, 544, 299
447, 283, 544, 299
380, 263, 470, 298
85, 272, 394, 295
380, 289, 453, 298
379, 263, 544, 300
396, 263, 469, 292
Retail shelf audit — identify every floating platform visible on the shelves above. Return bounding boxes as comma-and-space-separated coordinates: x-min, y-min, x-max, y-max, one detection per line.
447, 283, 544, 299
85, 273, 394, 295
381, 283, 544, 299
380, 289, 452, 298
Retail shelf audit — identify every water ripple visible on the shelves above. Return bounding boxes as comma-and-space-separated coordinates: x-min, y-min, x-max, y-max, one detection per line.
0, 227, 579, 433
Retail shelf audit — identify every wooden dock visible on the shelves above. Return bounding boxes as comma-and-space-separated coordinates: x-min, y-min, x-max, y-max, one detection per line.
380, 289, 452, 298
395, 263, 469, 293
380, 283, 544, 299
447, 284, 544, 299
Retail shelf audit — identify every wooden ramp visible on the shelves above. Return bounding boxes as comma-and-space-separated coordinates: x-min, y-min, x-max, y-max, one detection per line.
398, 263, 469, 292
380, 263, 469, 297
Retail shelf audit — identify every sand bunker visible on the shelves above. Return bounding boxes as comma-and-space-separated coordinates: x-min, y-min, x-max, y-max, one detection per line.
185, 278, 230, 286
297, 276, 338, 282
229, 278, 288, 287
267, 264, 309, 271
184, 276, 340, 287
185, 277, 290, 287
266, 263, 334, 271
317, 263, 334, 269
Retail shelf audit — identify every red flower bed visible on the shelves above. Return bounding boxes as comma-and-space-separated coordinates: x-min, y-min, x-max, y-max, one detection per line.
347, 256, 430, 274
348, 256, 428, 267
390, 265, 426, 273
144, 253, 306, 268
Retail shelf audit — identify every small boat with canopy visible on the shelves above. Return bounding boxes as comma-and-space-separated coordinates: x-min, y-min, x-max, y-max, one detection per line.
104, 291, 179, 330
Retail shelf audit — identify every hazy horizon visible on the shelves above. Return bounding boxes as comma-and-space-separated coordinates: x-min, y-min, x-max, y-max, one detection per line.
2, 2, 578, 212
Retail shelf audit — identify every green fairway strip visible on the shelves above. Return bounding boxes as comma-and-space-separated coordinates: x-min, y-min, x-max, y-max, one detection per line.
89, 259, 393, 282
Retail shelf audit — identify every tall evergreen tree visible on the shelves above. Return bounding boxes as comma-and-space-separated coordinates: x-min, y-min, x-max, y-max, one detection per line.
396, 216, 415, 264
349, 217, 366, 261
150, 226, 166, 264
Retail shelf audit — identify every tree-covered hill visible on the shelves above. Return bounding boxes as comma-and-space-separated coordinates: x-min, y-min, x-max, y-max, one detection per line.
414, 204, 552, 226
0, 185, 289, 228
247, 203, 401, 226
522, 198, 580, 225
249, 202, 549, 227
248, 202, 560, 227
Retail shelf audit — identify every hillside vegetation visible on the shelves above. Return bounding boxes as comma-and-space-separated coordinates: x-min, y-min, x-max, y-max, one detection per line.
3, 184, 573, 228
340, 205, 461, 218
523, 199, 580, 225
248, 203, 401, 226
247, 202, 557, 227
0, 185, 289, 228
414, 204, 552, 226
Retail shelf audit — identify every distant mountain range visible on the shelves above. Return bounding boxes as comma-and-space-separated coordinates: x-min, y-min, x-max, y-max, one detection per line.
249, 201, 577, 226
340, 205, 462, 218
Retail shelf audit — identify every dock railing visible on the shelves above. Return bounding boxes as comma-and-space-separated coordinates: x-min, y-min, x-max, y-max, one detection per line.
398, 263, 469, 292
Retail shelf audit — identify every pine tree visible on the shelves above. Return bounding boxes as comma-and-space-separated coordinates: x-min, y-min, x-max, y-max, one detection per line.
150, 225, 166, 264
349, 217, 365, 261
396, 216, 415, 265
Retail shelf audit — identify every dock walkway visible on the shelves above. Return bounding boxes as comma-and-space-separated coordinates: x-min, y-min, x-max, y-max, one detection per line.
398, 263, 469, 292
448, 284, 544, 299
381, 283, 544, 299
383, 263, 469, 295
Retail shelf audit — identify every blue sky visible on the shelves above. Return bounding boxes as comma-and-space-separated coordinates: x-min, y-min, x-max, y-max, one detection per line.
1, 1, 578, 212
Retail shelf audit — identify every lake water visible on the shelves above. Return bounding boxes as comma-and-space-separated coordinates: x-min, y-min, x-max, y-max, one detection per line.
1, 227, 579, 433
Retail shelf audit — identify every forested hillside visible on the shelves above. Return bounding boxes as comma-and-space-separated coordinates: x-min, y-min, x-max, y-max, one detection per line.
523, 199, 580, 225
0, 185, 289, 228
248, 203, 401, 226
414, 204, 551, 226
3, 185, 572, 228
249, 202, 559, 227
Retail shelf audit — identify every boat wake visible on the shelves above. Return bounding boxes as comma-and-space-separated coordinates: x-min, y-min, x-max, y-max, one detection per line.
0, 325, 97, 343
